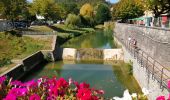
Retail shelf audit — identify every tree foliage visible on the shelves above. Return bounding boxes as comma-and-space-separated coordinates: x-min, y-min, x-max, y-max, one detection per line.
29, 0, 61, 20
95, 3, 111, 24
79, 3, 95, 27
0, 0, 27, 20
58, 3, 79, 19
80, 3, 94, 18
144, 0, 170, 17
65, 14, 80, 28
55, 0, 106, 7
112, 0, 144, 21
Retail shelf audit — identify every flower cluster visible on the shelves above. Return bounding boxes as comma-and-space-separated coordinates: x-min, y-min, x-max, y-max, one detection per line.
156, 80, 170, 100
0, 76, 104, 100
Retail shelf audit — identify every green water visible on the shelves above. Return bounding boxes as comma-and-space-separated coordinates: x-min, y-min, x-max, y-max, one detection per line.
22, 30, 142, 98
61, 30, 116, 49
23, 61, 141, 98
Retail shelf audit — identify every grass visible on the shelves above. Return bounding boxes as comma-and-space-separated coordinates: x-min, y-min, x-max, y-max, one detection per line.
25, 24, 95, 45
0, 31, 52, 67
25, 26, 54, 32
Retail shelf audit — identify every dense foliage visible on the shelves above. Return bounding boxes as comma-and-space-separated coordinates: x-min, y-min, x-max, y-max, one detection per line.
65, 14, 81, 28
95, 3, 111, 24
112, 0, 144, 21
80, 3, 95, 27
55, 0, 106, 7
144, 0, 170, 17
0, 0, 28, 20
29, 0, 61, 20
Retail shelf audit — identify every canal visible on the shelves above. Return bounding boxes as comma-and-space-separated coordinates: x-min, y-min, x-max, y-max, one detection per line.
22, 30, 142, 98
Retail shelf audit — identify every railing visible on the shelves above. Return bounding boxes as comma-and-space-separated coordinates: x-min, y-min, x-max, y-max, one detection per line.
115, 35, 170, 90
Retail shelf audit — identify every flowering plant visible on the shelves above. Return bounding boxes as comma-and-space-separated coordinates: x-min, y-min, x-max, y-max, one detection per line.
0, 76, 104, 100
156, 80, 170, 100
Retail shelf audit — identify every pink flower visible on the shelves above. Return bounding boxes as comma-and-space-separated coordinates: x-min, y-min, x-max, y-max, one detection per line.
74, 81, 80, 89
24, 80, 37, 88
8, 88, 28, 97
0, 76, 6, 84
56, 78, 68, 89
3, 94, 16, 100
10, 80, 22, 86
168, 80, 170, 89
95, 89, 105, 95
77, 88, 92, 100
156, 96, 165, 100
29, 94, 41, 100
79, 82, 90, 89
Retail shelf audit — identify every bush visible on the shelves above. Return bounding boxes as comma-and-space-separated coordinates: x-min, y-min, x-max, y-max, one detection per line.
65, 14, 81, 28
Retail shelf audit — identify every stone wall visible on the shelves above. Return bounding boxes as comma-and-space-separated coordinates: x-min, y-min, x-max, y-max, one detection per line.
114, 37, 169, 100
114, 23, 170, 67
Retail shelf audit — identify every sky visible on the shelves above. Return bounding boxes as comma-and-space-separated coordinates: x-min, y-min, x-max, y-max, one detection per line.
27, 0, 119, 3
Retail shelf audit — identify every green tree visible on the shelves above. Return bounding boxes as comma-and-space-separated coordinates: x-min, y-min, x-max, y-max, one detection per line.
112, 0, 144, 21
29, 0, 61, 20
61, 3, 79, 15
80, 3, 94, 27
144, 0, 170, 17
65, 14, 80, 28
0, 0, 27, 20
95, 3, 111, 24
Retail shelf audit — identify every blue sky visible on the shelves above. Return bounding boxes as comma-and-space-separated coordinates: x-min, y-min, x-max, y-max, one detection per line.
107, 0, 119, 3
27, 0, 119, 3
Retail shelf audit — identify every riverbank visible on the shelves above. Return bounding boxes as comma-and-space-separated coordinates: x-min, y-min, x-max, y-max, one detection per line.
0, 31, 53, 72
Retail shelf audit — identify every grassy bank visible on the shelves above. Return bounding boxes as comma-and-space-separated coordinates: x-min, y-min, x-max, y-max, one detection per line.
26, 24, 95, 45
0, 31, 52, 67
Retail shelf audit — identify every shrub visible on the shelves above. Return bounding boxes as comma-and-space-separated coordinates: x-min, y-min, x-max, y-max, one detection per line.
65, 14, 81, 28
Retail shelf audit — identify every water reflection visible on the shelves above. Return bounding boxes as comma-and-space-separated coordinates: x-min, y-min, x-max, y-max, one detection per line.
62, 30, 115, 49
23, 60, 141, 98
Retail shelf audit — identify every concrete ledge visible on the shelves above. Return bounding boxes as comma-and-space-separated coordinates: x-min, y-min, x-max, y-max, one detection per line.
103, 49, 123, 60
62, 48, 77, 60
22, 51, 44, 71
0, 64, 24, 80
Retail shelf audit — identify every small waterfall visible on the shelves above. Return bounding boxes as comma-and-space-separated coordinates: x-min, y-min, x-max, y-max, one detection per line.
76, 51, 81, 61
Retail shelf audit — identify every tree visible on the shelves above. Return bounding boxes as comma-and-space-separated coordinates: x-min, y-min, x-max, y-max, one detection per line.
0, 0, 27, 20
95, 3, 111, 24
112, 0, 144, 21
65, 14, 80, 28
29, 0, 61, 20
80, 3, 94, 18
144, 0, 170, 17
80, 3, 94, 27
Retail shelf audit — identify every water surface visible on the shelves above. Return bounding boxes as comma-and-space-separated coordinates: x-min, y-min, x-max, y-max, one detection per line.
22, 30, 142, 98
61, 30, 115, 49
23, 61, 141, 98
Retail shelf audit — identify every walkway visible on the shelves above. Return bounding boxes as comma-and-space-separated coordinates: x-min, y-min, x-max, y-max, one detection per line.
115, 35, 170, 90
